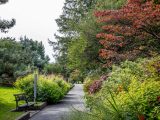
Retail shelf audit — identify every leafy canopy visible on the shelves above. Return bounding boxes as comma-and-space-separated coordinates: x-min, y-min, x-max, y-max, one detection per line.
95, 0, 160, 66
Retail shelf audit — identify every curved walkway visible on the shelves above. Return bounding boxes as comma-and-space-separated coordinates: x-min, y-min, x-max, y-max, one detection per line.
30, 84, 85, 120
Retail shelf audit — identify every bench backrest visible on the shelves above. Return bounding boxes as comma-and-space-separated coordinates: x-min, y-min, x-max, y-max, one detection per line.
14, 93, 28, 102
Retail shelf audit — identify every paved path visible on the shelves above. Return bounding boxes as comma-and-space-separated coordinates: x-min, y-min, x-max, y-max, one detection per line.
30, 84, 85, 120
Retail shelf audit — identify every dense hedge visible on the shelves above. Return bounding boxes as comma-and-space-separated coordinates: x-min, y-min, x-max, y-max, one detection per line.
15, 74, 71, 104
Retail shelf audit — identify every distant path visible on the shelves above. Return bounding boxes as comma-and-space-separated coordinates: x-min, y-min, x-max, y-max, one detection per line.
30, 84, 85, 120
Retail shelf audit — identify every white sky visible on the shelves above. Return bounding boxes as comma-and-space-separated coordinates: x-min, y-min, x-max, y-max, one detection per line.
0, 0, 65, 62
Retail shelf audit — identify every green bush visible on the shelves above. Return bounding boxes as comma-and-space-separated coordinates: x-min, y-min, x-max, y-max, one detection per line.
37, 79, 63, 103
15, 74, 71, 104
14, 74, 34, 98
82, 56, 160, 120
83, 79, 93, 93
116, 79, 160, 119
53, 75, 71, 95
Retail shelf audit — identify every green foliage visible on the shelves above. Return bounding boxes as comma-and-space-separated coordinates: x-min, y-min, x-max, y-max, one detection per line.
37, 78, 63, 103
20, 36, 50, 70
51, 0, 160, 119
116, 79, 160, 119
49, 0, 97, 76
0, 37, 50, 85
77, 14, 103, 70
0, 38, 32, 84
83, 79, 93, 93
82, 56, 160, 120
43, 63, 63, 74
103, 60, 144, 93
96, 0, 126, 10
53, 75, 70, 95
67, 36, 87, 70
144, 56, 160, 79
65, 110, 97, 120
0, 87, 24, 120
50, 0, 127, 79
68, 70, 84, 83
15, 74, 71, 104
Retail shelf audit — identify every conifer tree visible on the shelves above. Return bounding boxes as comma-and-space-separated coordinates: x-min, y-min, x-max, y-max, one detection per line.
0, 0, 15, 33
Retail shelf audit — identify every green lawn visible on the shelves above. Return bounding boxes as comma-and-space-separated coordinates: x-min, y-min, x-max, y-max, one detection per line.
0, 87, 24, 120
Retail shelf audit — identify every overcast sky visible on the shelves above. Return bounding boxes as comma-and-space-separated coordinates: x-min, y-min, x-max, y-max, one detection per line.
0, 0, 65, 62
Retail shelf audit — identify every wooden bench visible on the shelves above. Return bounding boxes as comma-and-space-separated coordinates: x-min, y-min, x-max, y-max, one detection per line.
14, 93, 34, 111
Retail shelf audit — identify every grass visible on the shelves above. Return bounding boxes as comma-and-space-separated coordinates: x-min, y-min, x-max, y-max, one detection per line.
0, 86, 24, 120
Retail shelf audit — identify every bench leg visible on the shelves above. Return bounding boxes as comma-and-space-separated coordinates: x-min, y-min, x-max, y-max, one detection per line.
16, 101, 19, 110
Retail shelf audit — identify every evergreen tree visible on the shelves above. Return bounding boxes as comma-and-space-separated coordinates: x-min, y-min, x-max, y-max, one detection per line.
0, 38, 33, 84
49, 0, 97, 74
20, 36, 50, 70
0, 37, 50, 84
0, 0, 15, 33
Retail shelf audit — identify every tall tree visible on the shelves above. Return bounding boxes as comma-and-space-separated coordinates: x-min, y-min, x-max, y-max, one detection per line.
49, 0, 97, 78
20, 36, 50, 70
50, 0, 127, 79
95, 0, 160, 66
50, 0, 97, 68
0, 37, 50, 85
0, 38, 33, 84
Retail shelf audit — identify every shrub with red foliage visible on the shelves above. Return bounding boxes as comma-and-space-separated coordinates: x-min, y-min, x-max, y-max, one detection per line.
88, 75, 108, 94
95, 0, 160, 66
89, 80, 103, 94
